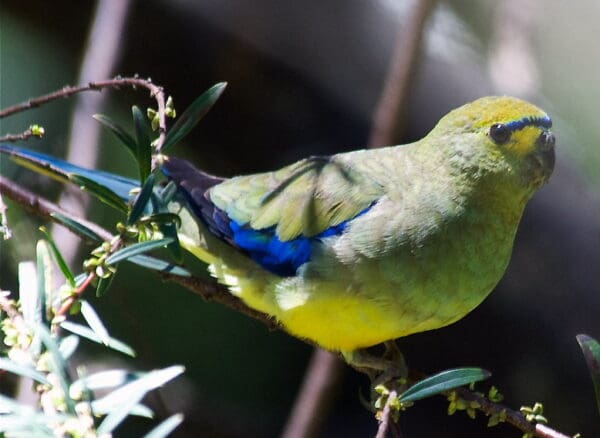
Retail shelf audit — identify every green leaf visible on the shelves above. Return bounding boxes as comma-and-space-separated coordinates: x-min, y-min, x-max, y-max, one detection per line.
50, 212, 103, 242
128, 173, 156, 225
69, 173, 128, 213
127, 254, 190, 276
161, 82, 227, 151
576, 334, 600, 416
60, 321, 135, 357
106, 238, 174, 265
0, 357, 49, 385
39, 227, 76, 288
132, 106, 152, 182
144, 414, 184, 438
159, 180, 178, 203
159, 222, 184, 264
398, 368, 491, 403
80, 301, 110, 346
93, 114, 138, 161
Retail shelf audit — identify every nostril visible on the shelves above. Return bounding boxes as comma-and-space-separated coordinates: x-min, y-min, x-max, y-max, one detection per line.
538, 131, 555, 151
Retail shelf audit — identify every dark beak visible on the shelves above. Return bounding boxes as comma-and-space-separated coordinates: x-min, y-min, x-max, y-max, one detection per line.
537, 130, 556, 175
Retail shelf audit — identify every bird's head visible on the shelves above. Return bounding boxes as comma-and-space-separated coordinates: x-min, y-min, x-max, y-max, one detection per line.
431, 96, 555, 196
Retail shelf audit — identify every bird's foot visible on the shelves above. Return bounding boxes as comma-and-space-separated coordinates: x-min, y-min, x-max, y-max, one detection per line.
342, 341, 408, 383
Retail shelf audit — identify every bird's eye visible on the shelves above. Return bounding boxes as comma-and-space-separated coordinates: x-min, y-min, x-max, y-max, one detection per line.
489, 123, 511, 144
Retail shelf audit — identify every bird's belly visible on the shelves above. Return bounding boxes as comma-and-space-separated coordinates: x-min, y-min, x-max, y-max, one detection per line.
267, 231, 513, 352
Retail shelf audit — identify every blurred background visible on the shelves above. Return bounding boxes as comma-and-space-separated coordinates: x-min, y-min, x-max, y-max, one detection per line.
1, 0, 599, 436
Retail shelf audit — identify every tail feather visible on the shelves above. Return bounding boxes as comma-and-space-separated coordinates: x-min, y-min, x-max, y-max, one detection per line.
162, 157, 234, 245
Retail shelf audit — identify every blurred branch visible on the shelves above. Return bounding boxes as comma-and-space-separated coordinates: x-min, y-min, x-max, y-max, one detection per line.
281, 349, 345, 438
368, 0, 439, 148
487, 0, 540, 96
52, 0, 133, 266
0, 175, 112, 241
282, 1, 440, 438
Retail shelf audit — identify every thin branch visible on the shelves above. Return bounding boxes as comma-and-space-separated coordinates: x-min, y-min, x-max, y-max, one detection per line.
453, 387, 572, 438
160, 272, 280, 332
368, 0, 439, 148
55, 273, 96, 318
0, 175, 112, 242
0, 77, 167, 151
375, 390, 399, 438
0, 126, 44, 143
281, 350, 345, 438
284, 1, 440, 437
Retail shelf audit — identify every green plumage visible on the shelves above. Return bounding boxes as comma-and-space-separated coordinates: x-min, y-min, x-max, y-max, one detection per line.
168, 96, 556, 354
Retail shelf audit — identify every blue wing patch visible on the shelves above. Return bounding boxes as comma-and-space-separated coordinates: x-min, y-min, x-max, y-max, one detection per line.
228, 207, 371, 276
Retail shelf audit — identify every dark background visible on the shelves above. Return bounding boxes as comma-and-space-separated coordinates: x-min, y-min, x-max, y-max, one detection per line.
1, 1, 599, 436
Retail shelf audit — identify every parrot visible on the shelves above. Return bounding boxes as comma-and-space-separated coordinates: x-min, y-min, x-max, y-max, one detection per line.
0, 95, 555, 370
160, 96, 556, 367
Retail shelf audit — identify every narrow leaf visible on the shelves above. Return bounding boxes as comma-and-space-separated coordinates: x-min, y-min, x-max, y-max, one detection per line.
127, 254, 190, 276
159, 181, 178, 203
39, 227, 76, 287
80, 301, 110, 346
158, 222, 183, 264
398, 368, 491, 403
576, 334, 600, 415
128, 174, 156, 225
132, 106, 152, 182
92, 402, 153, 418
50, 212, 103, 242
58, 335, 79, 360
161, 82, 227, 151
0, 144, 139, 200
93, 114, 138, 160
61, 321, 135, 357
94, 366, 184, 433
106, 238, 174, 265
96, 272, 115, 297
72, 370, 140, 393
93, 366, 184, 414
0, 358, 49, 385
69, 174, 128, 213
144, 414, 184, 438
97, 387, 146, 435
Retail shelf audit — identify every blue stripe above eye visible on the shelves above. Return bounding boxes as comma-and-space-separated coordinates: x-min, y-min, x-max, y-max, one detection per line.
229, 206, 372, 276
505, 115, 552, 132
